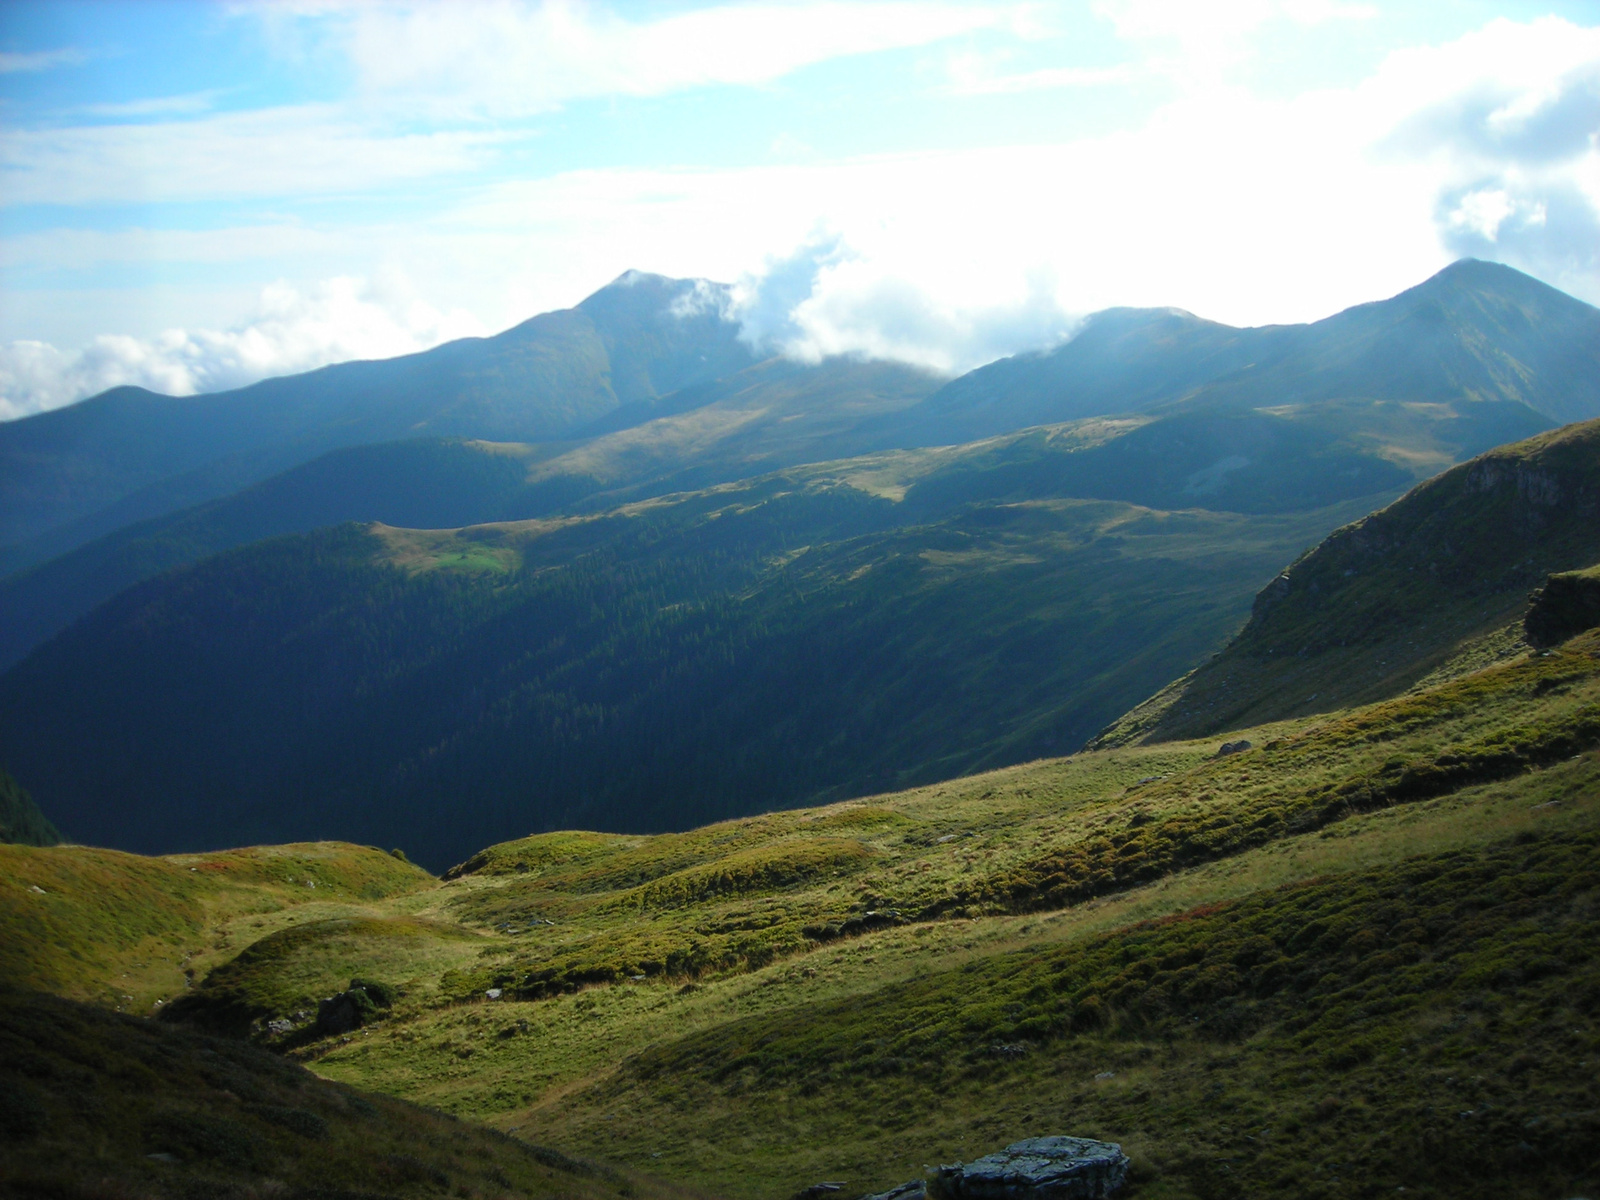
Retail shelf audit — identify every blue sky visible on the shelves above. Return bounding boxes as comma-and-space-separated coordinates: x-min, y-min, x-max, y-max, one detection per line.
2, 0, 1598, 417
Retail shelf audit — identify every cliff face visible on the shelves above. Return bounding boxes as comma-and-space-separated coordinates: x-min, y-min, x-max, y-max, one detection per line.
1527, 565, 1600, 649
1095, 418, 1600, 746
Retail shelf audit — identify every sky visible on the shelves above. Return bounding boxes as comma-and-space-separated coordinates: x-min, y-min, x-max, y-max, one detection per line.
1, 0, 1598, 420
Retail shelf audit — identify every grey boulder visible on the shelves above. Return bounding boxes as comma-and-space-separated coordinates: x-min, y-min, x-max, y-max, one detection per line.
928, 1136, 1129, 1199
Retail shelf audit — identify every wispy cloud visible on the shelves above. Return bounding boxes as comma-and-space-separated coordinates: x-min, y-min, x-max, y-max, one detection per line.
0, 47, 86, 74
0, 105, 517, 206
78, 91, 226, 119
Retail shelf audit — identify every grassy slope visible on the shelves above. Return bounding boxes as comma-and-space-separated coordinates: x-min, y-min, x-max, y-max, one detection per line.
1095, 416, 1600, 747
9, 416, 1600, 1199
300, 633, 1600, 1200
7, 623, 1591, 1197
0, 841, 434, 1013
6, 640, 1593, 1200
0, 986, 698, 1200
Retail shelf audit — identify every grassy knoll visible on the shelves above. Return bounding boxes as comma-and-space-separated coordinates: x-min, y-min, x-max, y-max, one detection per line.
0, 841, 432, 1013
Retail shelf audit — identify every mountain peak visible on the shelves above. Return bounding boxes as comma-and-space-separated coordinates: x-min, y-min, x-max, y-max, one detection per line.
1405, 256, 1595, 311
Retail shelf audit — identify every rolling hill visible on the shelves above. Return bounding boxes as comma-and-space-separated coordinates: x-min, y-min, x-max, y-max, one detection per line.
0, 356, 944, 670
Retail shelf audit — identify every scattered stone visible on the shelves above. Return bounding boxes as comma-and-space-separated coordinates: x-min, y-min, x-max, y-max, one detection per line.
928, 1136, 1130, 1199
1093, 1071, 1116, 1080
28, 885, 45, 895
863, 1184, 926, 1200
1215, 739, 1253, 757
485, 988, 503, 1000
1134, 776, 1160, 786
791, 1184, 845, 1200
937, 834, 959, 843
265, 1018, 295, 1036
145, 1152, 180, 1164
990, 1043, 1030, 1058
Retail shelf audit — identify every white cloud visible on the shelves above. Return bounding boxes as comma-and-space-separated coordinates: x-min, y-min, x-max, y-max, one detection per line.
0, 272, 485, 420
330, 0, 1023, 116
943, 53, 1138, 95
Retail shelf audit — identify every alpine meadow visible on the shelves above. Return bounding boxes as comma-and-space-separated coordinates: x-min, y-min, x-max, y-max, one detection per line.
3, 5, 1600, 1200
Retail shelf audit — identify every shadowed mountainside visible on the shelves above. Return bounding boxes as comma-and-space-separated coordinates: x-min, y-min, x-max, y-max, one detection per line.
2, 260, 1593, 673
1096, 416, 1600, 746
0, 443, 1386, 868
0, 390, 1409, 671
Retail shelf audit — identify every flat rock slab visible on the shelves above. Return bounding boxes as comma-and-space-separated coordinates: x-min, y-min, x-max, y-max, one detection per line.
929, 1136, 1130, 1199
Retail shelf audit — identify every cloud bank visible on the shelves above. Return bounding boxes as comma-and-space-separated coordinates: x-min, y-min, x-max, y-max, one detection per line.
0, 274, 484, 420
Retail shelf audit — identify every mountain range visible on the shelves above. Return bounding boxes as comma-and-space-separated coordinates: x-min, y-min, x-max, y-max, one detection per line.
2, 259, 1599, 868
5, 412, 1600, 1200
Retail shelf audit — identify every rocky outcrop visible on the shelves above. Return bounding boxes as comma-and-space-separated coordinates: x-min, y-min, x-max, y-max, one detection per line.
1526, 566, 1600, 648
313, 978, 397, 1036
927, 1137, 1129, 1199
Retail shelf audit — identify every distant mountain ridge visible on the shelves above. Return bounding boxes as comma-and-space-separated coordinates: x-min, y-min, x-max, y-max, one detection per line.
6, 259, 1597, 585
2, 260, 1592, 669
890, 259, 1600, 445
0, 272, 757, 567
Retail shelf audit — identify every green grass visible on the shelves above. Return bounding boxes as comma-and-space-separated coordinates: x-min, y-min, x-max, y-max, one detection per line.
162, 916, 483, 1037
0, 841, 433, 1012
0, 984, 697, 1200
8, 613, 1600, 1200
